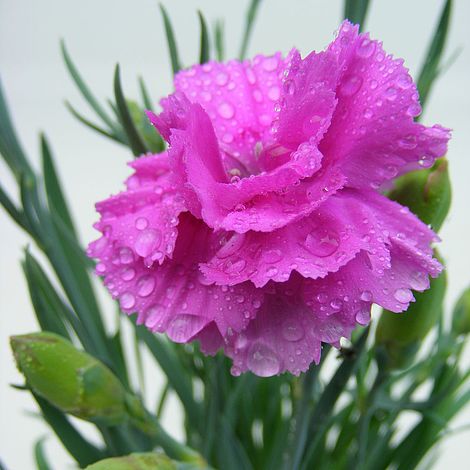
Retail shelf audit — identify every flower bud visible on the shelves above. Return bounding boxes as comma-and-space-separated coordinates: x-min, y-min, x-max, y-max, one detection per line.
85, 452, 184, 469
452, 286, 470, 336
375, 253, 446, 369
10, 332, 127, 425
388, 158, 451, 232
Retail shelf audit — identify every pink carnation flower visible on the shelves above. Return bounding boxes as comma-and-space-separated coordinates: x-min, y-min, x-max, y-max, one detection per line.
88, 21, 449, 377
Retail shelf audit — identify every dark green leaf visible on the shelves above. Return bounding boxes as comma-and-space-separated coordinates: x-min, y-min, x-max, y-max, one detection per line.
0, 182, 29, 232
113, 65, 148, 156
138, 77, 153, 110
198, 11, 211, 64
0, 77, 33, 180
159, 4, 182, 75
136, 326, 202, 431
214, 20, 225, 62
239, 0, 263, 60
301, 328, 370, 469
34, 394, 105, 467
417, 0, 453, 110
65, 101, 126, 144
61, 41, 120, 132
343, 0, 370, 31
34, 437, 52, 470
41, 134, 77, 236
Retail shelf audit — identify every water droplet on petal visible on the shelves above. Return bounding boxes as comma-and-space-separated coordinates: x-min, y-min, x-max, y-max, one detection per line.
360, 290, 373, 302
263, 56, 278, 72
247, 343, 281, 377
96, 263, 106, 274
223, 258, 247, 275
135, 217, 149, 230
304, 229, 340, 257
262, 249, 283, 263
385, 86, 397, 101
339, 75, 363, 97
217, 234, 246, 259
283, 79, 295, 95
120, 292, 135, 310
121, 267, 136, 281
409, 271, 428, 291
316, 293, 328, 303
330, 298, 343, 311
266, 266, 278, 278
356, 38, 375, 58
282, 318, 304, 342
394, 288, 413, 303
268, 86, 280, 101
215, 72, 229, 86
218, 102, 235, 119
135, 229, 162, 258
355, 307, 371, 325
119, 247, 134, 265
137, 275, 156, 297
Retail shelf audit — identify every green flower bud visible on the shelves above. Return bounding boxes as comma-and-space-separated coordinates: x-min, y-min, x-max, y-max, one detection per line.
127, 100, 165, 153
452, 286, 470, 336
388, 158, 451, 232
85, 452, 195, 470
10, 332, 127, 425
375, 253, 446, 369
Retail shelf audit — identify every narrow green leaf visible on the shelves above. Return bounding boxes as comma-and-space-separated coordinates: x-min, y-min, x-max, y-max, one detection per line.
0, 77, 33, 180
65, 101, 126, 144
0, 183, 29, 232
343, 0, 370, 31
114, 65, 148, 156
61, 41, 119, 131
159, 4, 182, 75
34, 437, 52, 470
214, 20, 225, 62
136, 326, 202, 431
22, 250, 71, 340
417, 0, 453, 110
239, 0, 263, 60
156, 382, 170, 419
198, 11, 211, 64
41, 134, 77, 236
138, 77, 153, 110
34, 394, 105, 467
301, 328, 370, 469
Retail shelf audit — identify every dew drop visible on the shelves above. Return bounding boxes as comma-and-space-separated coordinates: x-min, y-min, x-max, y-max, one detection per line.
247, 343, 281, 377
218, 102, 235, 119
217, 233, 246, 259
266, 266, 279, 278
283, 79, 295, 95
263, 57, 278, 72
262, 249, 283, 263
252, 299, 262, 309
215, 73, 229, 86
281, 318, 304, 342
135, 229, 162, 258
356, 38, 375, 58
394, 288, 413, 303
135, 217, 149, 231
355, 307, 371, 325
418, 156, 433, 168
120, 292, 136, 310
304, 229, 340, 257
385, 86, 397, 101
409, 271, 428, 291
330, 298, 343, 311
397, 74, 412, 89
223, 258, 247, 275
268, 86, 280, 101
96, 263, 106, 274
360, 290, 373, 302
119, 247, 134, 265
339, 75, 363, 97
121, 267, 136, 281
137, 275, 156, 297
316, 293, 328, 303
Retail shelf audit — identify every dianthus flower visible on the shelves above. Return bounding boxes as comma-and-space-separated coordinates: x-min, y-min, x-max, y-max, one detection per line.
88, 21, 450, 376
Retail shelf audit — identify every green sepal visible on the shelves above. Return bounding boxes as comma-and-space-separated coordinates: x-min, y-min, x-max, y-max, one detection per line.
127, 100, 165, 153
375, 252, 447, 369
388, 158, 451, 232
451, 286, 470, 336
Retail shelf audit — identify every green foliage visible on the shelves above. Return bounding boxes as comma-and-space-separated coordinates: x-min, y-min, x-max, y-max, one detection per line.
0, 2, 468, 470
343, 0, 370, 31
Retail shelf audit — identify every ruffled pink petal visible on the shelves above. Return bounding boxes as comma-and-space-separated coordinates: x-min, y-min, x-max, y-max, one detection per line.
320, 21, 450, 189
89, 213, 263, 343
201, 189, 391, 287
173, 53, 290, 175
152, 94, 345, 232
225, 279, 323, 376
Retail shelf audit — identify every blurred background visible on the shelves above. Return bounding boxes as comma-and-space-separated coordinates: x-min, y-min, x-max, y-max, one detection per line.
1, 0, 469, 468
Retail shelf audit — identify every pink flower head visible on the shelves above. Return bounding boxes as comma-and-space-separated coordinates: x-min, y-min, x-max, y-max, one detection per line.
88, 21, 450, 377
